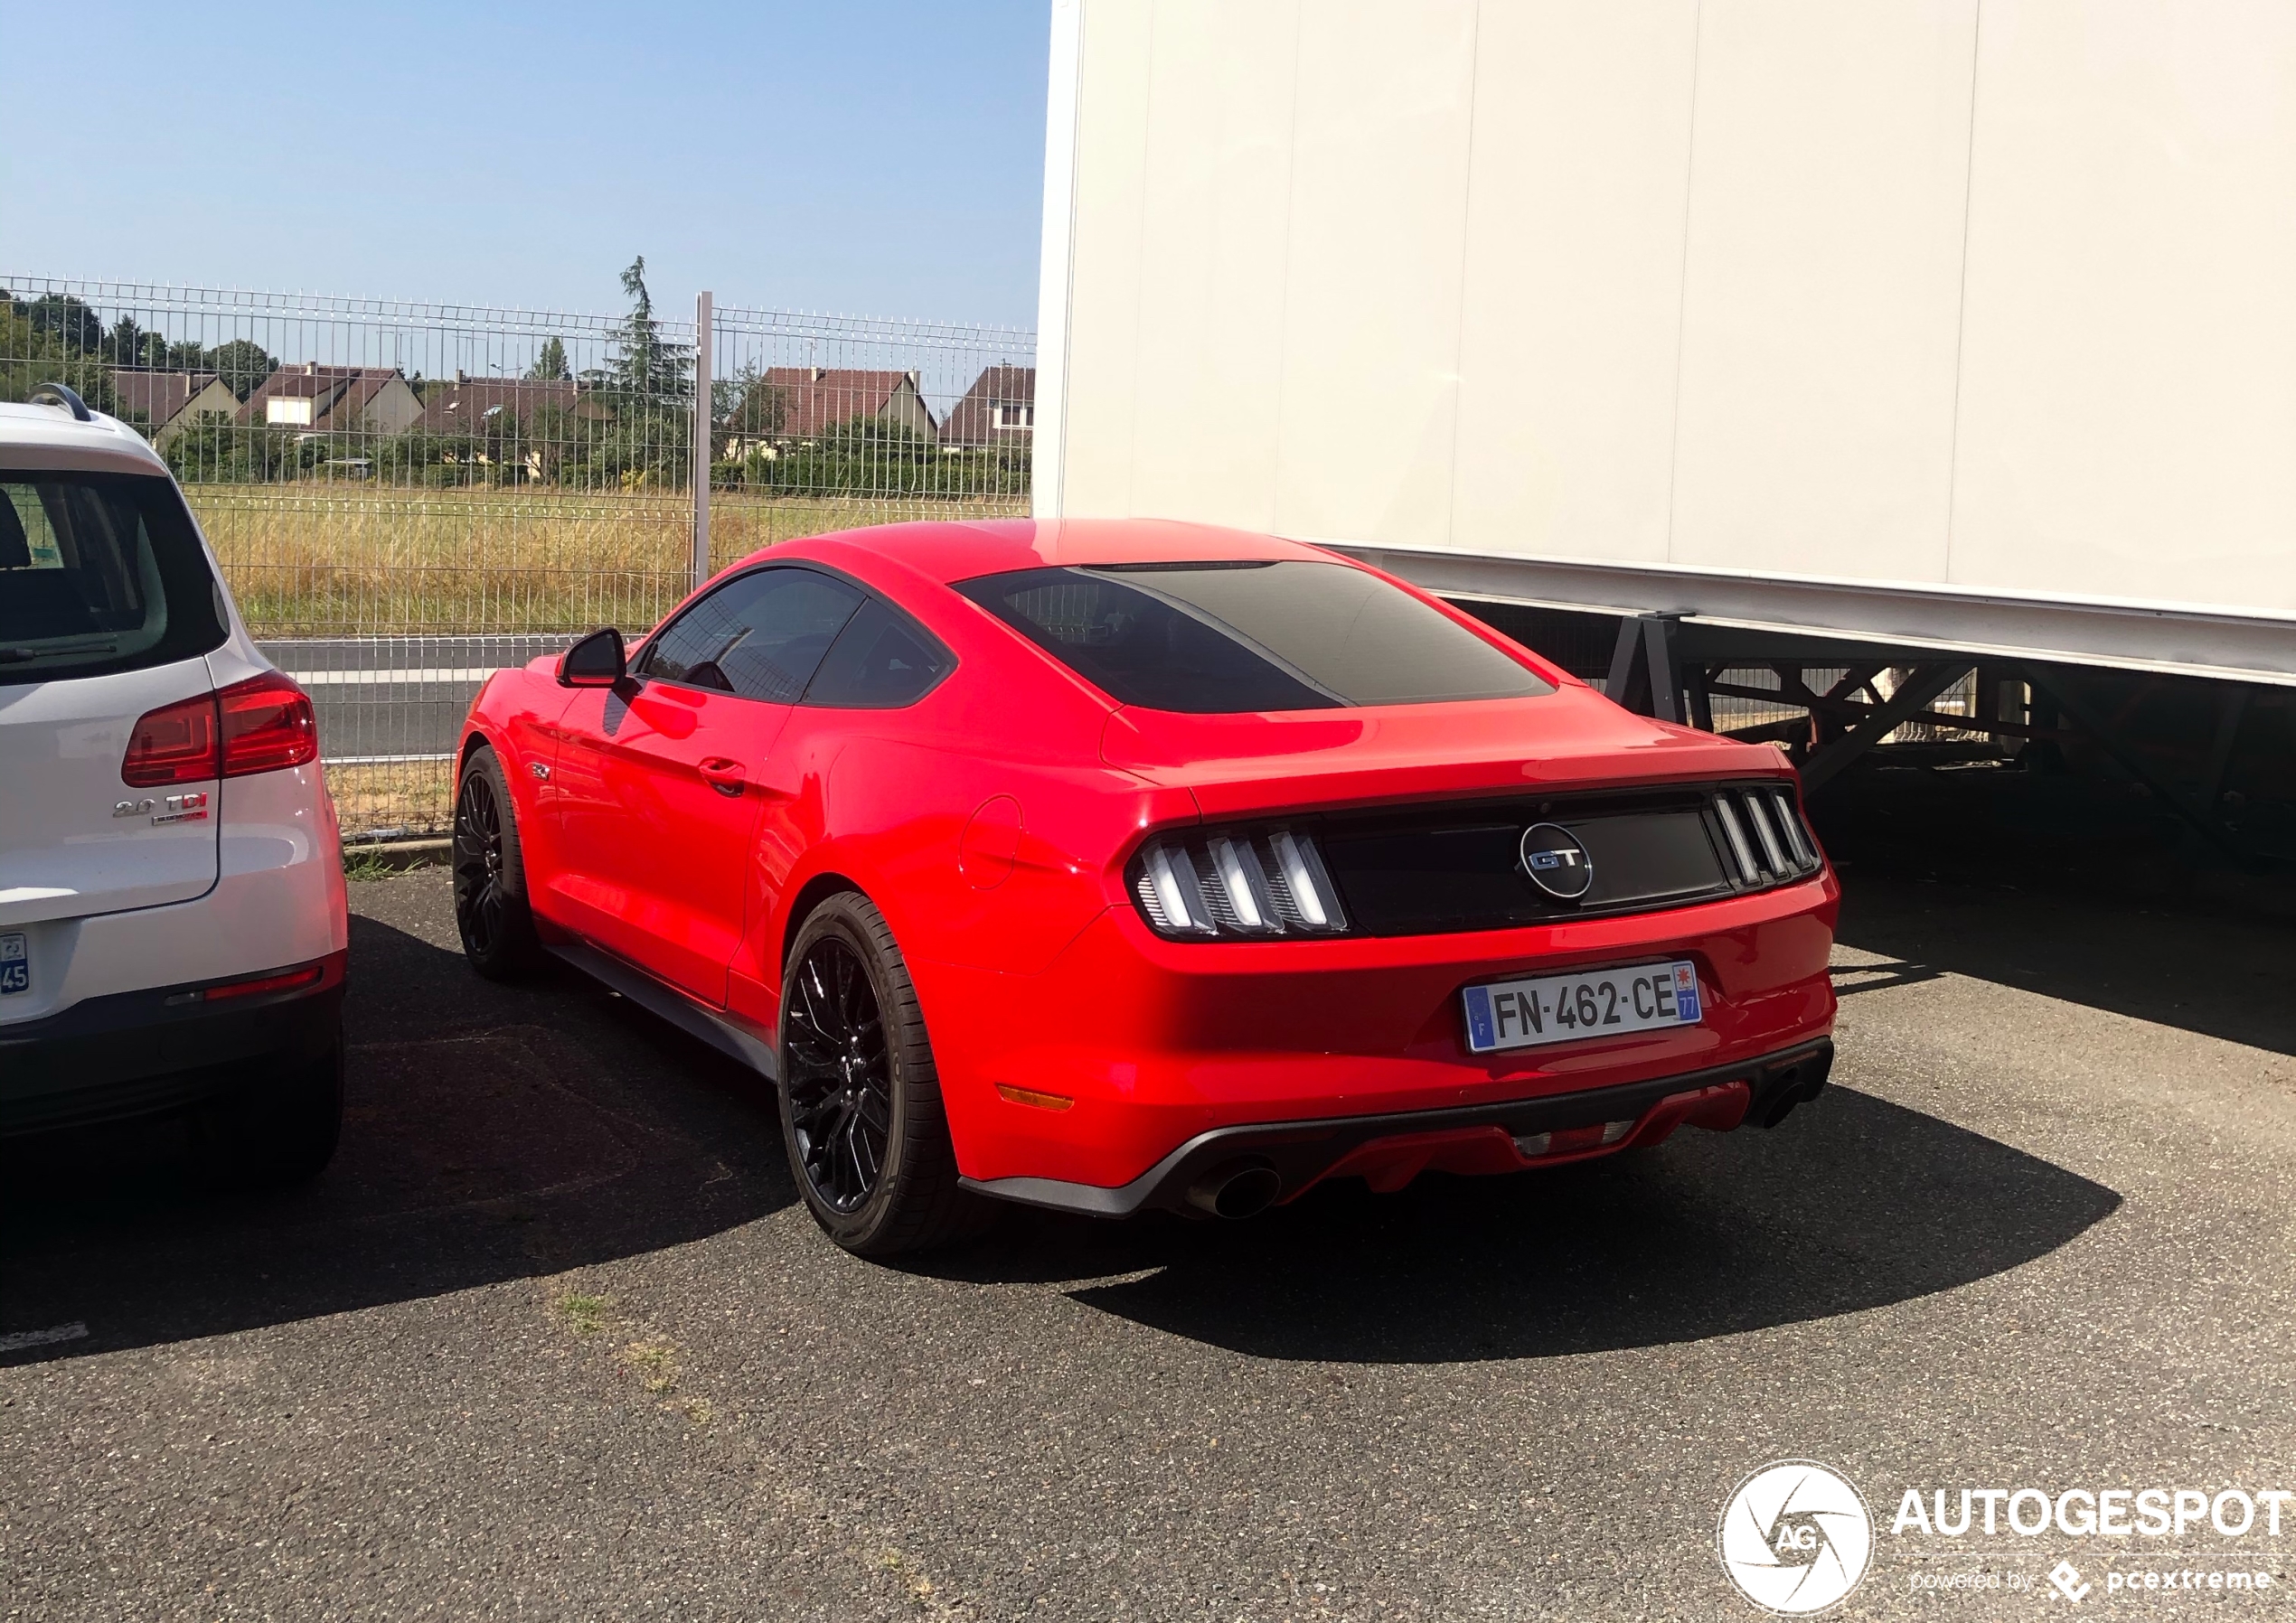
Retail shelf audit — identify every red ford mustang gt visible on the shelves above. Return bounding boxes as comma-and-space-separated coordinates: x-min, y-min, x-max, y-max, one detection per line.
453, 519, 1837, 1254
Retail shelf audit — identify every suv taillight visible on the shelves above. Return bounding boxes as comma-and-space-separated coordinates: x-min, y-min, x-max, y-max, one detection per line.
121, 671, 316, 787
218, 670, 318, 775
121, 694, 220, 786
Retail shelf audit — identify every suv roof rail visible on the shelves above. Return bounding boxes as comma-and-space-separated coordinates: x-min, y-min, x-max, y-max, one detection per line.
28, 382, 93, 422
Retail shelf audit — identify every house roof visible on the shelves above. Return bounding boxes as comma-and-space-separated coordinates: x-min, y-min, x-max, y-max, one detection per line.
237, 363, 411, 428
940, 364, 1036, 447
107, 370, 231, 428
732, 367, 933, 439
415, 373, 593, 435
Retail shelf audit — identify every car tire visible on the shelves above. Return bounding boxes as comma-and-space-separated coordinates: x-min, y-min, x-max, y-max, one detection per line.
454, 746, 544, 980
205, 1025, 344, 1187
777, 892, 987, 1257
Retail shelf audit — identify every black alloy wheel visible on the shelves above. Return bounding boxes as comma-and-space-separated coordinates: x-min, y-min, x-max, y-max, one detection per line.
783, 935, 893, 1213
452, 748, 542, 979
776, 893, 985, 1255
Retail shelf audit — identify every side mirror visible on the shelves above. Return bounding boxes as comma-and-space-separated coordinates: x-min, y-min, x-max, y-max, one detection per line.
558, 627, 626, 689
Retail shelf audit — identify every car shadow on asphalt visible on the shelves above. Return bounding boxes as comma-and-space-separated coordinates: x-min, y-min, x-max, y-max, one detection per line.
0, 906, 795, 1367
917, 1088, 2121, 1364
1832, 868, 2296, 1058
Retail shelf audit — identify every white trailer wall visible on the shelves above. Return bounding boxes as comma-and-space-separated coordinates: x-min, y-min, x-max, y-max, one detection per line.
1034, 0, 2296, 682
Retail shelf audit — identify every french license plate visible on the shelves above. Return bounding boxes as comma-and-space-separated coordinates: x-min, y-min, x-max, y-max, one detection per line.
1462, 959, 1701, 1055
0, 933, 25, 996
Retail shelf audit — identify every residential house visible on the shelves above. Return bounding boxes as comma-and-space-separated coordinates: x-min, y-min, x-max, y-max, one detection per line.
238, 363, 423, 436
414, 372, 602, 479
939, 365, 1035, 450
724, 367, 937, 457
415, 372, 592, 435
107, 370, 242, 448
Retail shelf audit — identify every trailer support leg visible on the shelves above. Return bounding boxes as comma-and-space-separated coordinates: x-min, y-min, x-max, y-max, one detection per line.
1799, 662, 1973, 792
1685, 662, 1715, 733
1604, 614, 1683, 723
2200, 687, 2251, 808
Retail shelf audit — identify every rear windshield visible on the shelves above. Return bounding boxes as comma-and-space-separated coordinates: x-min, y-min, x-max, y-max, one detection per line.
0, 472, 226, 682
955, 559, 1553, 713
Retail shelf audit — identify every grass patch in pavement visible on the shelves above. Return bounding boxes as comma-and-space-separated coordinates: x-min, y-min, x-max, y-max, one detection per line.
620, 1338, 680, 1394
555, 1291, 611, 1337
341, 847, 400, 883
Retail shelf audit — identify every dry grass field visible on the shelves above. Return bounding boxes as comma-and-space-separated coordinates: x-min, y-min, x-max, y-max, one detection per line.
185, 484, 1030, 637
330, 762, 455, 840
183, 484, 1027, 839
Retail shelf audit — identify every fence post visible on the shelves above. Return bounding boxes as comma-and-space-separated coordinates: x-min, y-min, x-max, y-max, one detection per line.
692, 290, 713, 593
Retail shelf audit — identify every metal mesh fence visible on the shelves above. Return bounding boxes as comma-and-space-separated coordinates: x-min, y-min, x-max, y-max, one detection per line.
3, 270, 1985, 844
2, 273, 1035, 837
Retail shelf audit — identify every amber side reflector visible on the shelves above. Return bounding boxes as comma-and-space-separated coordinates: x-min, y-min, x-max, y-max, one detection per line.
995, 1084, 1075, 1112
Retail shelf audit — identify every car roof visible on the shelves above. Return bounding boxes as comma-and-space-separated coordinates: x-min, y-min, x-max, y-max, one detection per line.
0, 401, 171, 476
779, 517, 1341, 586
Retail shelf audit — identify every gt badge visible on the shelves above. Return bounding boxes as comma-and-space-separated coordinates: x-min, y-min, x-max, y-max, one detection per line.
1519, 821, 1595, 901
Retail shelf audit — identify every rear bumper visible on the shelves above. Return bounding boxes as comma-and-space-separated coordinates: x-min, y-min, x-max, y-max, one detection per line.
962, 1038, 1833, 1218
922, 873, 1839, 1190
0, 951, 345, 1136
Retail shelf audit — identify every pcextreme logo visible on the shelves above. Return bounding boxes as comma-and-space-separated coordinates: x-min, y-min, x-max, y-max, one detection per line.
1717, 1459, 1875, 1615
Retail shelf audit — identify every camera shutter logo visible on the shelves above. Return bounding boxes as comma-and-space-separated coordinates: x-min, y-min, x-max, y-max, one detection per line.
1717, 1460, 1874, 1615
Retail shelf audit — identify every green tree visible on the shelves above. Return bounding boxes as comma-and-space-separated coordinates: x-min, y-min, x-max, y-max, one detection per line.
24, 294, 105, 352
163, 419, 302, 484
0, 296, 115, 412
720, 362, 785, 440
106, 315, 153, 368
598, 256, 692, 405
202, 339, 278, 399
527, 337, 571, 381
574, 256, 692, 488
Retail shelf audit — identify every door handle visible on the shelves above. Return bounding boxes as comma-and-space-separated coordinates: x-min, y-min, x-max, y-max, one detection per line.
699, 757, 747, 797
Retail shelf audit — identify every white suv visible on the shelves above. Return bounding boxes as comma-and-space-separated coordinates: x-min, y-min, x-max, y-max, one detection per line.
0, 384, 347, 1180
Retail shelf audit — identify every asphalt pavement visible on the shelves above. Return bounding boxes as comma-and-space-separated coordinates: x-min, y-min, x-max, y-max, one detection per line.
3, 867, 2292, 1619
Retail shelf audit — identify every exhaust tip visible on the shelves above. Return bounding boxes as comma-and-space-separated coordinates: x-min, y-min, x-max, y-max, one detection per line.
1186, 1160, 1282, 1220
1755, 1062, 1830, 1128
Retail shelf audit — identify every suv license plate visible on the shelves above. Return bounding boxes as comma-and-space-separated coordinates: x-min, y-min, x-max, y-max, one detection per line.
1463, 960, 1700, 1055
0, 933, 25, 996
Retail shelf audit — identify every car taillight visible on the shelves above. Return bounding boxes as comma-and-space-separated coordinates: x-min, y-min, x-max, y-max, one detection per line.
121, 671, 317, 787
219, 669, 317, 775
1130, 826, 1349, 940
121, 694, 220, 786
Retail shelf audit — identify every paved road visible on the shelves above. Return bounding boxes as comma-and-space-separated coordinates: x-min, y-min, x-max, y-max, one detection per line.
4, 870, 2292, 1619
258, 636, 572, 763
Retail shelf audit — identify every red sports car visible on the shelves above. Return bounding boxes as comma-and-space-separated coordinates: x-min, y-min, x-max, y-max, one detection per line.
453, 519, 1838, 1255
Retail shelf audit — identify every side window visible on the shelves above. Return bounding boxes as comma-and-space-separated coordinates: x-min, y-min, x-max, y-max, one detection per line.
640, 568, 863, 703
803, 597, 955, 708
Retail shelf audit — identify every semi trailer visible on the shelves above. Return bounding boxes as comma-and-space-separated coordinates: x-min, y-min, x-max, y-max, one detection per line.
1029, 0, 2296, 855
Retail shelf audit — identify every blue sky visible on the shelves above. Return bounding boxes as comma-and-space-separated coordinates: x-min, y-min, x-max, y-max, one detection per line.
0, 2, 1050, 328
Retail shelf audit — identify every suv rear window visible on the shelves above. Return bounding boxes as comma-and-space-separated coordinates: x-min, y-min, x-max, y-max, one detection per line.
0, 472, 226, 682
955, 559, 1553, 713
